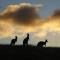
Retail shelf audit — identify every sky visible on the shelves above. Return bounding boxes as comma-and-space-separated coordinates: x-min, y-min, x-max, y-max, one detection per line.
0, 0, 60, 47
0, 0, 60, 18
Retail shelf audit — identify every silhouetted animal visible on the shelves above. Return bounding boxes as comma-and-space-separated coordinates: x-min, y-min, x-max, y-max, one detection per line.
37, 40, 48, 47
23, 33, 29, 47
10, 36, 17, 46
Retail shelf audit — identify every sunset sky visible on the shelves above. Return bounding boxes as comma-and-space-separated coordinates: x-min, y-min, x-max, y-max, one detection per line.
0, 0, 60, 47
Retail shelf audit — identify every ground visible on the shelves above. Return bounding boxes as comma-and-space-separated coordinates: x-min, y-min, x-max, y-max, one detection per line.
0, 44, 60, 60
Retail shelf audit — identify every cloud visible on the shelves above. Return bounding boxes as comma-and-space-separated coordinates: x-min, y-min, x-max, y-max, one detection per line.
52, 9, 60, 18
0, 3, 43, 26
0, 3, 43, 38
0, 21, 14, 37
0, 3, 60, 39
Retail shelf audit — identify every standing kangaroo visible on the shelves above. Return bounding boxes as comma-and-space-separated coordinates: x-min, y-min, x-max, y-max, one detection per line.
10, 36, 17, 46
23, 33, 29, 47
37, 40, 48, 47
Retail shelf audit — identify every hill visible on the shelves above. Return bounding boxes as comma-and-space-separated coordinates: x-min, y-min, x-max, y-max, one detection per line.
0, 44, 60, 60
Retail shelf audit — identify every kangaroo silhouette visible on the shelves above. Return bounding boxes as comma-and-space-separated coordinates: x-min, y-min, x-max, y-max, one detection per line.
23, 33, 29, 47
10, 36, 17, 46
37, 40, 48, 47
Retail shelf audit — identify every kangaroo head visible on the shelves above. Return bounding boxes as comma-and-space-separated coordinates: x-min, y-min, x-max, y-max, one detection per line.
15, 36, 17, 40
27, 33, 29, 37
45, 40, 48, 43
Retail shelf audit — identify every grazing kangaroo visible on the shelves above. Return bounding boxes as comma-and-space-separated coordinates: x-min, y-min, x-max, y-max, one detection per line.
10, 36, 17, 46
37, 40, 48, 47
23, 33, 29, 47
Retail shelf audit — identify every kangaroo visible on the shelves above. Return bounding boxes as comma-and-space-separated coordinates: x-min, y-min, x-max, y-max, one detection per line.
37, 40, 48, 47
10, 36, 17, 46
23, 33, 29, 47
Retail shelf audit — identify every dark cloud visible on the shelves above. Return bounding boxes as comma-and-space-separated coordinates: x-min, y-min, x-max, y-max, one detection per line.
52, 9, 60, 17
0, 3, 41, 26
11, 6, 40, 25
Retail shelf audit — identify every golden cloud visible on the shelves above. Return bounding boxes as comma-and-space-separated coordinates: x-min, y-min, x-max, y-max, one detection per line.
0, 3, 43, 26
0, 3, 60, 38
0, 20, 14, 37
